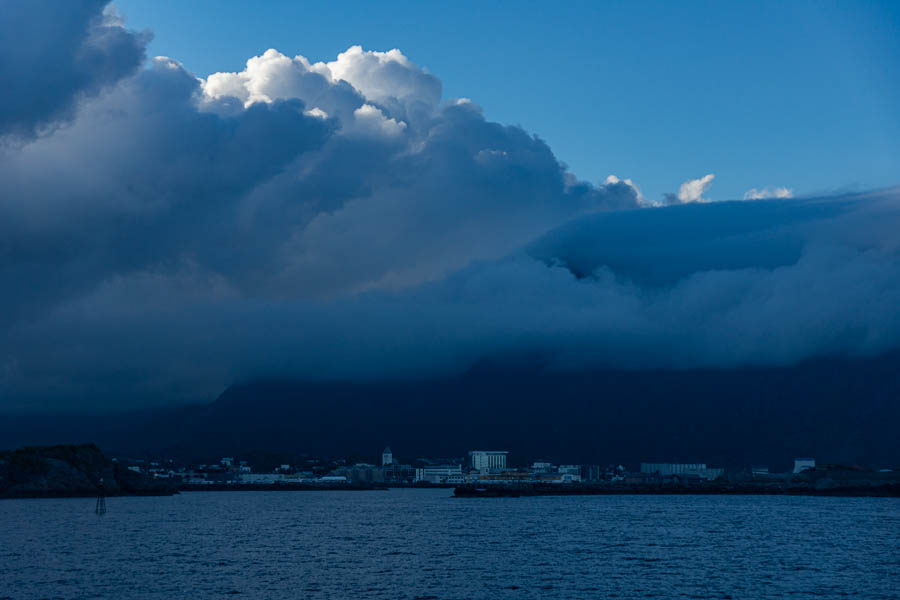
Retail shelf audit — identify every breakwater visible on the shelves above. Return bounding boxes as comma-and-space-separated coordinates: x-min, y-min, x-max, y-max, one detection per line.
454, 479, 900, 498
178, 482, 386, 492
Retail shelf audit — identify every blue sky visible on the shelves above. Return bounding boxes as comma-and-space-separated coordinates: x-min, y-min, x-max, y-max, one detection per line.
115, 0, 900, 203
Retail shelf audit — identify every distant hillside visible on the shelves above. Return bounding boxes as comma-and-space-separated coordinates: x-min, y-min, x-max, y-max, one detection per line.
2, 353, 899, 471
113, 352, 900, 470
0, 444, 175, 498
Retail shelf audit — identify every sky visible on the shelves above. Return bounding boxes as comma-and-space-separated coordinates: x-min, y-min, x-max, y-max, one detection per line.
1, 0, 899, 412
114, 0, 900, 203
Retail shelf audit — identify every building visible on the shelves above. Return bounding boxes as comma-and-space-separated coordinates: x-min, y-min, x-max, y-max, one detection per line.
382, 447, 394, 466
383, 463, 416, 484
793, 458, 816, 474
641, 463, 706, 476
332, 464, 385, 483
415, 464, 464, 484
581, 465, 603, 481
240, 473, 286, 484
534, 472, 581, 484
469, 450, 508, 472
702, 468, 725, 480
751, 465, 770, 476
640, 463, 724, 481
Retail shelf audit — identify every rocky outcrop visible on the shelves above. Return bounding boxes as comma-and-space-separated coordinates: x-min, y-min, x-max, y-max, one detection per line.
0, 444, 176, 498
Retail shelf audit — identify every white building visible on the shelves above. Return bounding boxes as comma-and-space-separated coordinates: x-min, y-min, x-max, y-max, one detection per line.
469, 450, 508, 472
382, 447, 394, 466
793, 458, 816, 474
415, 465, 465, 484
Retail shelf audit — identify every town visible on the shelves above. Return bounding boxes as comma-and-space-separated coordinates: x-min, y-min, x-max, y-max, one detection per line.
110, 447, 900, 496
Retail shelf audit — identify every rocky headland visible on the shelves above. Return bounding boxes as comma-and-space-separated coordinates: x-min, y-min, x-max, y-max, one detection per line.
0, 444, 176, 498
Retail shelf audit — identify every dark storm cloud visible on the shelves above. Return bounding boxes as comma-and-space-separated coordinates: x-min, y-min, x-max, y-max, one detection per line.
0, 57, 333, 326
6, 188, 900, 411
0, 0, 147, 138
1, 2, 898, 410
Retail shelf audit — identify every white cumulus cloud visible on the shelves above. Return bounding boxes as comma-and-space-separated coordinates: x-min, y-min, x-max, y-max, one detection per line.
675, 173, 716, 203
744, 186, 794, 200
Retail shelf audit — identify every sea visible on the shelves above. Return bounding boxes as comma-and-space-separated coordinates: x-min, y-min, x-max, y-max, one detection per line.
1, 489, 898, 599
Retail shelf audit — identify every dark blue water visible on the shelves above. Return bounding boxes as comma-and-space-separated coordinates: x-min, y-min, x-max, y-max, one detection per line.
1, 489, 898, 599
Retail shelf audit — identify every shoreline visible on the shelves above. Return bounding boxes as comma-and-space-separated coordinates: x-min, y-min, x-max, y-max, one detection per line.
5, 483, 900, 499
177, 482, 387, 492
452, 483, 900, 498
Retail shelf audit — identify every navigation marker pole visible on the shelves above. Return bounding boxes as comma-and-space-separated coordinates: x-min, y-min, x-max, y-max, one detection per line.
95, 478, 107, 515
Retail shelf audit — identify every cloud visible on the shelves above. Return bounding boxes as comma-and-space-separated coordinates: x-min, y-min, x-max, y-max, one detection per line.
202, 48, 365, 124
200, 45, 441, 130
0, 0, 148, 138
325, 46, 442, 123
1, 2, 898, 411
4, 187, 900, 411
605, 175, 649, 206
348, 103, 407, 137
664, 173, 716, 204
744, 186, 794, 200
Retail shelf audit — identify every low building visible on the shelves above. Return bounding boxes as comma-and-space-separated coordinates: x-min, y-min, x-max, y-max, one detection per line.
331, 464, 385, 483
793, 458, 816, 474
581, 465, 604, 481
624, 472, 656, 485
702, 468, 725, 480
318, 476, 348, 483
534, 472, 581, 484
640, 463, 724, 480
415, 464, 464, 484
240, 473, 286, 484
383, 463, 415, 483
186, 476, 214, 485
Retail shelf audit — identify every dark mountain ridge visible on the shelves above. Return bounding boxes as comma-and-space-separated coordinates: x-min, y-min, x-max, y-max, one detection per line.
4, 352, 897, 471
